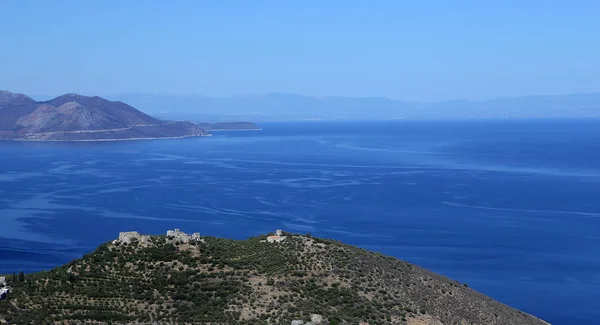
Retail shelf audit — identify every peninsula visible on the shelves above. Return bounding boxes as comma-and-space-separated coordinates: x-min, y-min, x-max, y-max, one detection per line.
0, 230, 549, 325
197, 121, 261, 131
0, 90, 208, 141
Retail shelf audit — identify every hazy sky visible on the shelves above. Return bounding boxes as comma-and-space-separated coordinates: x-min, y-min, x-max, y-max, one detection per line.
1, 0, 599, 101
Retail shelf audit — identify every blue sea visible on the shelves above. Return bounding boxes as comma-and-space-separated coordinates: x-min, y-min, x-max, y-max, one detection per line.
2, 120, 600, 324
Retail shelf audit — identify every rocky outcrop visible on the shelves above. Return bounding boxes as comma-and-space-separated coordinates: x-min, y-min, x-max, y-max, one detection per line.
291, 314, 326, 325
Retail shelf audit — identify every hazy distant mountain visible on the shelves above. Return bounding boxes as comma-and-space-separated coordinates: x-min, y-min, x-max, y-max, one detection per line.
107, 92, 600, 121
0, 90, 206, 141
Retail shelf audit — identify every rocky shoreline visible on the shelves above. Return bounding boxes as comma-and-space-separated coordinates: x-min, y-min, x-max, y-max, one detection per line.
3, 133, 211, 142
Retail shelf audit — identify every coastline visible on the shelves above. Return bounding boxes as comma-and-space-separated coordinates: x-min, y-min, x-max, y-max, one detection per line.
2, 134, 211, 142
0, 128, 261, 142
208, 128, 262, 132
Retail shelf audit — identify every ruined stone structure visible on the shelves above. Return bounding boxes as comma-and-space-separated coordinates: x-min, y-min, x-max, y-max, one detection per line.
166, 228, 203, 243
112, 229, 202, 246
113, 231, 151, 245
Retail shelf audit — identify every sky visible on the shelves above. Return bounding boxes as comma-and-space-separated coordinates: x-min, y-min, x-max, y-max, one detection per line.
1, 0, 599, 102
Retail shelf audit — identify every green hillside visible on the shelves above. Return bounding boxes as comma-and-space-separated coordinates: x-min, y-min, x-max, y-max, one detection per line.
0, 232, 548, 325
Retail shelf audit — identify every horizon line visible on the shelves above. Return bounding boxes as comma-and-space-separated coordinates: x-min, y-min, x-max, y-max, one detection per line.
6, 89, 600, 105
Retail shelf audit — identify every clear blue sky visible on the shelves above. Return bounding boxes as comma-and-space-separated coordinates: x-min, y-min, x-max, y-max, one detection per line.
1, 0, 599, 101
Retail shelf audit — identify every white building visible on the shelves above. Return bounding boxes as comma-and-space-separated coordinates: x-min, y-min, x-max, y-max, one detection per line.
0, 276, 6, 286
166, 228, 180, 237
0, 287, 9, 300
267, 229, 287, 243
166, 229, 202, 243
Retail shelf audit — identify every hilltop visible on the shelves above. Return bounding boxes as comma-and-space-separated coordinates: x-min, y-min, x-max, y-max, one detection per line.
0, 230, 548, 325
0, 90, 206, 141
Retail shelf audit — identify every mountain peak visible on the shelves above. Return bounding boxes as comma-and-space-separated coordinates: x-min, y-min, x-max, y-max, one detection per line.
44, 93, 110, 107
0, 90, 207, 140
62, 93, 88, 98
0, 90, 35, 103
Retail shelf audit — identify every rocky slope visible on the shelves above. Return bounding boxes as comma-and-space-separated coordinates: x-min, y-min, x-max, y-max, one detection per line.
0, 232, 549, 324
0, 90, 206, 141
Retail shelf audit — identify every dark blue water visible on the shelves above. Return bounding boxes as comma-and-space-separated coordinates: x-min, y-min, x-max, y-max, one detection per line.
2, 120, 600, 324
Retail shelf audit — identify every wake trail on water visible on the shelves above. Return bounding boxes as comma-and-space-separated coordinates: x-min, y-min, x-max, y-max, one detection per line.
441, 201, 600, 219
332, 141, 600, 179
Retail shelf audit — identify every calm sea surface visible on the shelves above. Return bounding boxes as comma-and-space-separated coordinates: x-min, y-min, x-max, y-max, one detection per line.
1, 120, 600, 324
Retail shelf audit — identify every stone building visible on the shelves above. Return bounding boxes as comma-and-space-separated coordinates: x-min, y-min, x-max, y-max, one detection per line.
112, 229, 202, 245
0, 276, 6, 286
113, 231, 151, 244
266, 229, 287, 243
166, 228, 203, 243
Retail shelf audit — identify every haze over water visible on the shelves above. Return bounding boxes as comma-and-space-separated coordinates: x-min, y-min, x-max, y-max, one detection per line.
1, 120, 600, 325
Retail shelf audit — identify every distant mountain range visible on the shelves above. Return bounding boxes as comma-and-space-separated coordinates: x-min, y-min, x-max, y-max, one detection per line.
0, 90, 258, 141
101, 92, 600, 121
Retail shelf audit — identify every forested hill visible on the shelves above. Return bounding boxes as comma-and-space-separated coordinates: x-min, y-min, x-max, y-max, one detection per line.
0, 232, 549, 325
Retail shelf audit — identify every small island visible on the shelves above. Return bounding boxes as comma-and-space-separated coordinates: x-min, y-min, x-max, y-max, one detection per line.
0, 229, 549, 325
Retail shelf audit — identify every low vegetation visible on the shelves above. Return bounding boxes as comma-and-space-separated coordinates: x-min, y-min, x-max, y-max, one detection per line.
0, 233, 547, 324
